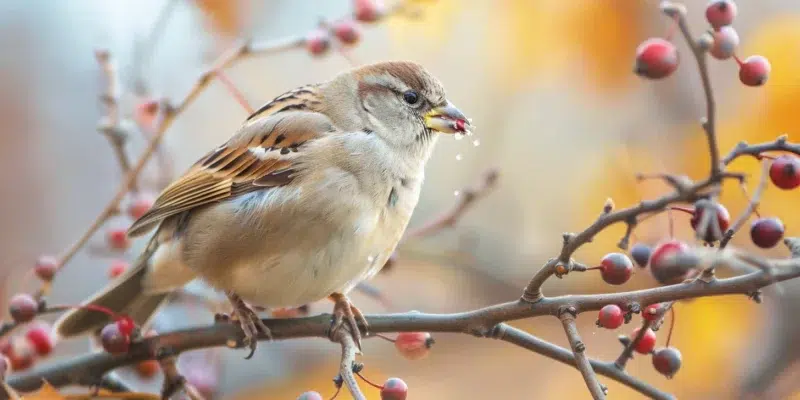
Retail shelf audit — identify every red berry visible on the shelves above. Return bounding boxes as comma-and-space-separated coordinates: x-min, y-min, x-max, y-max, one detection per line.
116, 317, 136, 336
710, 26, 739, 60
750, 217, 785, 249
642, 303, 666, 322
106, 227, 130, 250
25, 322, 55, 356
738, 55, 771, 87
630, 243, 652, 268
354, 0, 385, 23
690, 203, 731, 242
652, 347, 682, 378
9, 294, 39, 323
127, 193, 155, 220
769, 155, 800, 190
136, 359, 160, 379
6, 337, 35, 371
380, 377, 408, 400
305, 29, 331, 56
108, 259, 129, 279
34, 255, 58, 282
634, 38, 679, 79
705, 0, 738, 29
297, 391, 324, 400
333, 20, 361, 45
394, 332, 434, 360
650, 240, 691, 285
599, 253, 634, 285
632, 327, 657, 354
597, 304, 624, 329
100, 323, 130, 354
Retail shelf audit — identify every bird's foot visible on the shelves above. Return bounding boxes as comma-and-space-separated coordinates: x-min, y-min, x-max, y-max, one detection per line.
226, 292, 272, 359
328, 292, 368, 352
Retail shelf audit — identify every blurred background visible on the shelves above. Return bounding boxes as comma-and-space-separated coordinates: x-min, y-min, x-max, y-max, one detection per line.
2, 0, 800, 398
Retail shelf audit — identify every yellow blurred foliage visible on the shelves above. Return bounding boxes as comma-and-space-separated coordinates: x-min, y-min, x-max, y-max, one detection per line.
192, 0, 245, 38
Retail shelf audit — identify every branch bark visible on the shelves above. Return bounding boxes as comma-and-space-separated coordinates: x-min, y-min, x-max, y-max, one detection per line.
559, 308, 605, 399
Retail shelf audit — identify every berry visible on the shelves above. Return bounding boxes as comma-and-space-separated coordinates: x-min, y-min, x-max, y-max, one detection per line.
599, 253, 634, 285
136, 360, 160, 379
297, 392, 324, 400
108, 259, 129, 279
634, 38, 679, 79
25, 322, 55, 356
642, 303, 666, 322
394, 332, 434, 360
116, 317, 136, 336
354, 0, 385, 23
710, 26, 739, 60
650, 240, 691, 285
106, 227, 130, 250
135, 99, 160, 128
381, 377, 408, 400
690, 202, 731, 242
769, 155, 800, 190
100, 323, 130, 354
333, 20, 361, 45
705, 0, 738, 29
630, 243, 652, 268
632, 327, 657, 354
750, 217, 785, 249
738, 55, 770, 87
652, 347, 682, 378
127, 193, 155, 220
305, 29, 331, 56
34, 255, 58, 282
4, 337, 35, 371
9, 294, 38, 323
597, 304, 624, 329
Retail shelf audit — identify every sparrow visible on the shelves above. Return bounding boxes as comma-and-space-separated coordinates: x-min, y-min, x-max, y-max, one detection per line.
54, 61, 471, 357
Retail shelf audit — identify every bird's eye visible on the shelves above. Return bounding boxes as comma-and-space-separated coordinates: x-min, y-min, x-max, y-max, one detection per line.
403, 90, 419, 105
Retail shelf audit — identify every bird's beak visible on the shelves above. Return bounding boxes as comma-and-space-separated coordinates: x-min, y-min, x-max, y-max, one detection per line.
424, 101, 471, 134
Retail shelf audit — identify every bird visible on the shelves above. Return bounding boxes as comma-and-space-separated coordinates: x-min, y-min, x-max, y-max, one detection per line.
54, 60, 471, 358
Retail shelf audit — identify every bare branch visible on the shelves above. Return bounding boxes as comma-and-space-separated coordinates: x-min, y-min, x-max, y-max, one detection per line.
722, 134, 800, 165
720, 160, 770, 248
559, 308, 606, 399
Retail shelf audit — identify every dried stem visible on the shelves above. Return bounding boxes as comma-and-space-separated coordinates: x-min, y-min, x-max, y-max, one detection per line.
559, 308, 605, 399
720, 160, 770, 248
95, 50, 136, 190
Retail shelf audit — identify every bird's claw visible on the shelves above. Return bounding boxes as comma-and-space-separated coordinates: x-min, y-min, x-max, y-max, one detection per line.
328, 293, 368, 352
226, 292, 272, 359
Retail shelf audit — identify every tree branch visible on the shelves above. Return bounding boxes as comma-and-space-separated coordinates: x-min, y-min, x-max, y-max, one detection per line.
336, 329, 365, 400
722, 134, 800, 165
719, 160, 770, 248
558, 308, 605, 399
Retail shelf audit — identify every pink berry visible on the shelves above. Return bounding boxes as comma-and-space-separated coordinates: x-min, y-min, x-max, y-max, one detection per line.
34, 255, 58, 282
116, 317, 136, 336
710, 26, 739, 60
394, 332, 434, 360
354, 0, 384, 23
632, 327, 657, 354
634, 38, 679, 79
769, 155, 800, 190
650, 240, 691, 285
630, 243, 652, 268
705, 0, 737, 29
333, 20, 361, 45
106, 227, 130, 250
599, 253, 634, 285
690, 203, 731, 242
25, 322, 55, 356
297, 391, 324, 400
305, 29, 331, 56
652, 347, 682, 378
750, 217, 785, 249
597, 304, 624, 329
127, 193, 155, 220
9, 293, 38, 323
642, 303, 666, 322
380, 377, 408, 400
738, 55, 771, 87
100, 323, 130, 354
3, 337, 35, 372
135, 99, 159, 128
108, 259, 129, 279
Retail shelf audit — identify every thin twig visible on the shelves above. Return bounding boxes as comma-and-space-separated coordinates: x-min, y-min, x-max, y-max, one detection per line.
336, 329, 365, 400
559, 309, 605, 400
95, 50, 136, 189
720, 160, 770, 248
614, 319, 654, 370
722, 135, 800, 165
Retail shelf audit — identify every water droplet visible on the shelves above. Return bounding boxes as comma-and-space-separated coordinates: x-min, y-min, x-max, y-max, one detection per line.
472, 139, 480, 147
455, 154, 463, 161
454, 190, 460, 197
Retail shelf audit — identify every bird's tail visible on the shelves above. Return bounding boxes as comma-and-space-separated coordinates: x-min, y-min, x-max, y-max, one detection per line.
54, 240, 169, 338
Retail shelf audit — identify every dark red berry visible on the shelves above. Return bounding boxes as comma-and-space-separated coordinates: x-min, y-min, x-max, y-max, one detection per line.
297, 391, 324, 400
597, 304, 624, 329
394, 332, 434, 360
116, 317, 135, 336
354, 0, 384, 23
739, 55, 771, 87
690, 202, 731, 242
333, 20, 361, 45
381, 377, 408, 400
599, 253, 634, 285
705, 0, 737, 29
100, 323, 130, 354
769, 155, 800, 190
634, 38, 679, 79
632, 327, 657, 354
9, 294, 38, 323
34, 255, 58, 282
25, 322, 55, 356
652, 347, 682, 378
650, 240, 692, 285
750, 217, 785, 248
630, 243, 652, 268
642, 303, 666, 322
305, 29, 331, 56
